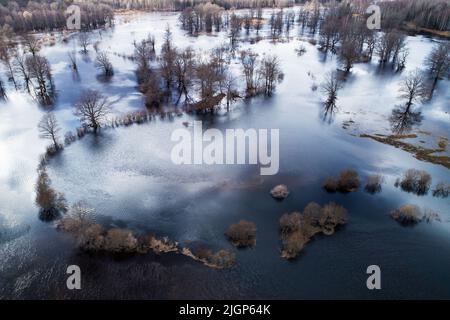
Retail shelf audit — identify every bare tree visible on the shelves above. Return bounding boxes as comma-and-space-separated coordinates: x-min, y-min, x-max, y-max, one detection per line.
79, 32, 90, 54
95, 51, 114, 77
338, 40, 359, 73
222, 72, 239, 111
399, 70, 427, 112
196, 58, 223, 100
22, 34, 40, 56
26, 55, 54, 105
229, 14, 242, 48
38, 113, 61, 149
174, 47, 195, 104
240, 49, 259, 95
258, 55, 283, 96
133, 34, 155, 84
13, 51, 31, 93
0, 78, 6, 100
68, 51, 78, 71
74, 90, 110, 133
143, 73, 164, 108
321, 71, 344, 112
160, 25, 176, 90
425, 42, 450, 98
0, 44, 18, 90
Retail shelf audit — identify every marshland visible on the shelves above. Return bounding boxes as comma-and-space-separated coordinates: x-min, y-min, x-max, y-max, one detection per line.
0, 0, 449, 299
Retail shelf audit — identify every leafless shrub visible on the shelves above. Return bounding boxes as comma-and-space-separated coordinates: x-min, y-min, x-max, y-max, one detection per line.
391, 204, 422, 225
365, 174, 384, 194
338, 170, 360, 192
280, 202, 347, 259
103, 228, 138, 253
323, 178, 338, 192
206, 250, 236, 268
270, 184, 289, 200
432, 182, 450, 198
225, 220, 257, 247
397, 169, 432, 195
323, 170, 360, 193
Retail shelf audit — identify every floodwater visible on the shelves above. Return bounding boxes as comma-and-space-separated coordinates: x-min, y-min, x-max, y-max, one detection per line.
1, 10, 449, 299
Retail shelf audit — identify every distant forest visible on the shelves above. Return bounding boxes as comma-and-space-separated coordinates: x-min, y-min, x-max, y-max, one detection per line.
0, 0, 449, 33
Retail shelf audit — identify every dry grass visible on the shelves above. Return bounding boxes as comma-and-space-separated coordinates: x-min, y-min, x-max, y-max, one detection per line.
360, 134, 450, 170
225, 220, 257, 247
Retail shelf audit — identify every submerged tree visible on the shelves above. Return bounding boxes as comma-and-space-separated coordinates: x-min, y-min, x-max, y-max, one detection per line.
95, 51, 114, 77
160, 25, 176, 91
321, 71, 344, 114
38, 113, 61, 150
22, 34, 40, 57
0, 45, 18, 90
13, 51, 32, 93
74, 90, 110, 133
338, 40, 359, 73
0, 78, 6, 100
26, 55, 54, 106
240, 49, 259, 95
389, 105, 423, 134
133, 34, 156, 84
79, 32, 90, 54
425, 42, 450, 98
258, 55, 283, 96
174, 47, 195, 104
399, 70, 427, 112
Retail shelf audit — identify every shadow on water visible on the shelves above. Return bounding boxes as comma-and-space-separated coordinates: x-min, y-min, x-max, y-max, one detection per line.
389, 105, 423, 134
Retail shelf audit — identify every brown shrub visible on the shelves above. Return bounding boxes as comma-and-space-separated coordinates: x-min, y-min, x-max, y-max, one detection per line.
35, 170, 67, 221
302, 202, 323, 227
338, 169, 360, 192
391, 204, 422, 225
432, 182, 449, 198
225, 220, 257, 247
279, 202, 348, 259
323, 178, 338, 192
281, 230, 309, 259
365, 174, 384, 194
279, 212, 301, 235
323, 169, 360, 193
207, 250, 236, 268
270, 184, 289, 200
398, 169, 432, 195
103, 228, 138, 253
319, 202, 347, 235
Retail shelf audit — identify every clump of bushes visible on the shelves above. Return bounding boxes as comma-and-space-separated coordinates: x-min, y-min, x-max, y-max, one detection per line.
225, 220, 257, 247
57, 202, 235, 268
323, 169, 360, 193
391, 204, 423, 225
391, 205, 441, 226
279, 202, 347, 259
432, 182, 449, 198
395, 169, 432, 195
270, 184, 289, 200
364, 174, 384, 194
35, 170, 67, 221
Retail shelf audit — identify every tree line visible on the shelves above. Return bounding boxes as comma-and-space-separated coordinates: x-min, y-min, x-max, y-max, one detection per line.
0, 0, 113, 32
